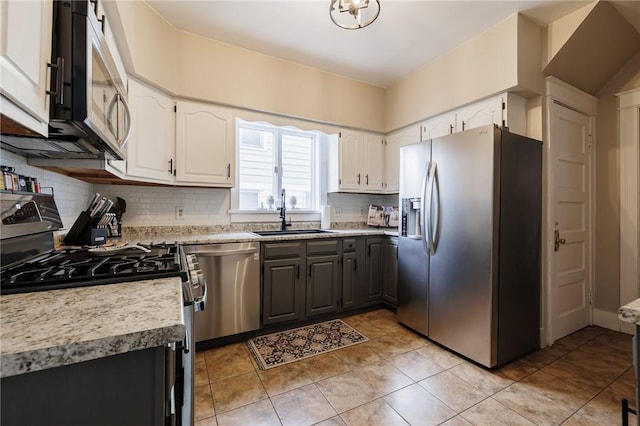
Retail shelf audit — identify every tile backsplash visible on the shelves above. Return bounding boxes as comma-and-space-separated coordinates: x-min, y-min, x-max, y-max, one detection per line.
93, 185, 231, 227
94, 184, 398, 227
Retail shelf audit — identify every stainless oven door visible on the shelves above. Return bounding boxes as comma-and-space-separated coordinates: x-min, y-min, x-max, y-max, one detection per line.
84, 9, 130, 158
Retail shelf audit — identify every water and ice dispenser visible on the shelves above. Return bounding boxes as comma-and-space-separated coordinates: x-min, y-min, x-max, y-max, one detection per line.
401, 197, 422, 237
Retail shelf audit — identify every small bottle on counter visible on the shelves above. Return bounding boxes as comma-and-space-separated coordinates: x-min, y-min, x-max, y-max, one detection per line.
33, 177, 41, 193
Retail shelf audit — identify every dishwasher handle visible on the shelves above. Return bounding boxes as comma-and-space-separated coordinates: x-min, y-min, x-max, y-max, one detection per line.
191, 248, 258, 257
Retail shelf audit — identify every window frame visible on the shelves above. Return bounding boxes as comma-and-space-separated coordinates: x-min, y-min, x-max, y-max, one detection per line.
230, 119, 322, 222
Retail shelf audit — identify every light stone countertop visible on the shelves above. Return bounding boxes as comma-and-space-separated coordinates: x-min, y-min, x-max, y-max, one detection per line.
619, 298, 640, 325
0, 278, 185, 378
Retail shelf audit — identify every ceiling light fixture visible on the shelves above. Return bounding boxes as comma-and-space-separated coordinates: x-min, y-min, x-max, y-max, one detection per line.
329, 0, 381, 30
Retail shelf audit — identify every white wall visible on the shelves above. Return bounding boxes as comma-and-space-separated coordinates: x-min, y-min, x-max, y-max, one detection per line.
113, 0, 386, 133
0, 150, 94, 228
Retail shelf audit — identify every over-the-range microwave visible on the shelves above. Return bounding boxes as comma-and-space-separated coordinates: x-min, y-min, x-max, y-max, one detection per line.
1, 0, 130, 160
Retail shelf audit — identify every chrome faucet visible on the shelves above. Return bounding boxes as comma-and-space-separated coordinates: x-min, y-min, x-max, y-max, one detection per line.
279, 188, 291, 231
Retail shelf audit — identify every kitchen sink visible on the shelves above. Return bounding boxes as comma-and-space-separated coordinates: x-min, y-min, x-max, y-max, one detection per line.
252, 229, 335, 236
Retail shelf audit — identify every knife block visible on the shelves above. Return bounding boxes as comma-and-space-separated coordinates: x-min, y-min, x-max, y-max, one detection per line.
63, 211, 106, 246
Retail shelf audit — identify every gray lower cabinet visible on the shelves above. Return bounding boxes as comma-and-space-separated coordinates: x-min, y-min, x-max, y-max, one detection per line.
1, 346, 168, 426
383, 237, 398, 306
342, 238, 364, 311
262, 242, 305, 326
261, 236, 394, 326
364, 237, 386, 305
306, 239, 341, 317
306, 254, 340, 317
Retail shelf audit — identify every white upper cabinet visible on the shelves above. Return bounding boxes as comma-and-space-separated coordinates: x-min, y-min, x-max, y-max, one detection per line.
175, 101, 234, 186
420, 111, 456, 141
454, 95, 503, 132
328, 129, 384, 194
127, 79, 174, 183
363, 133, 384, 192
454, 92, 527, 134
385, 125, 421, 193
0, 0, 53, 135
337, 130, 362, 191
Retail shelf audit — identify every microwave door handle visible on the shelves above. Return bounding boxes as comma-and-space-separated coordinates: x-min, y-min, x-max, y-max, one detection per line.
106, 93, 118, 138
118, 92, 132, 148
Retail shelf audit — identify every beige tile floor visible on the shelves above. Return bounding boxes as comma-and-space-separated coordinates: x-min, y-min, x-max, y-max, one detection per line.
194, 309, 636, 426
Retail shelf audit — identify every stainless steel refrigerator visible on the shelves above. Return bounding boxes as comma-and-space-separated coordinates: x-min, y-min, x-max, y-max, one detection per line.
397, 124, 542, 368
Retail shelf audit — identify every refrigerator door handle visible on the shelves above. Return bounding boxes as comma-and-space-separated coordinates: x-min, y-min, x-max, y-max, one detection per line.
426, 162, 437, 255
421, 161, 431, 254
431, 163, 440, 254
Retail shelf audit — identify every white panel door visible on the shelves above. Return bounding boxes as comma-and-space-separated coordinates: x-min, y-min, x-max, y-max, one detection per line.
0, 0, 52, 135
550, 102, 592, 341
175, 101, 234, 186
362, 133, 384, 193
126, 80, 174, 183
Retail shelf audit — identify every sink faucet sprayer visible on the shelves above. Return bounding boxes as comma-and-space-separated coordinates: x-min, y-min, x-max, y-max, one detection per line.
279, 188, 291, 231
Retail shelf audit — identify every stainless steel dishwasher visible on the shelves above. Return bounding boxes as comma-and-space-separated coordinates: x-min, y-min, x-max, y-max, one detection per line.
184, 243, 260, 342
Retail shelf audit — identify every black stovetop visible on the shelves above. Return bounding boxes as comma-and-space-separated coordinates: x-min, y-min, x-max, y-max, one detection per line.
0, 243, 187, 295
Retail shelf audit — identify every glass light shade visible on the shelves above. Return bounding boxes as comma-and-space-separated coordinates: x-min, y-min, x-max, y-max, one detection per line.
329, 0, 380, 30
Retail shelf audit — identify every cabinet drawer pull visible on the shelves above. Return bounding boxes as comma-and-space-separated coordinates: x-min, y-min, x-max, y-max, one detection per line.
168, 159, 173, 174
227, 164, 231, 179
297, 265, 300, 279
366, 174, 369, 185
357, 173, 361, 184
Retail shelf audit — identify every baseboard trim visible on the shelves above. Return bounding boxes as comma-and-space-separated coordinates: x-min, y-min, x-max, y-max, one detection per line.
593, 308, 634, 335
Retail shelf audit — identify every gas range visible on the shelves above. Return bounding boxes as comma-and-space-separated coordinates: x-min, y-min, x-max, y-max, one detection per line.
0, 242, 187, 295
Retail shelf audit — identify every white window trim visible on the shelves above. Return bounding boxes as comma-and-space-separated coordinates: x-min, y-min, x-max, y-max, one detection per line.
230, 117, 331, 224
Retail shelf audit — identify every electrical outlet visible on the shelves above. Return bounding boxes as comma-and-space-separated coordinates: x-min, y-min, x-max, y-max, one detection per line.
359, 208, 365, 217
334, 207, 342, 216
175, 206, 185, 219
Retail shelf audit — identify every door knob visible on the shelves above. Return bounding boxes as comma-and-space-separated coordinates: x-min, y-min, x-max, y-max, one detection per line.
554, 222, 566, 252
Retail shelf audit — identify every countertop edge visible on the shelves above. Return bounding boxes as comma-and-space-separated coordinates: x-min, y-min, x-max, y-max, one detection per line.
1, 278, 186, 378
133, 229, 399, 245
1, 324, 185, 378
619, 299, 640, 325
